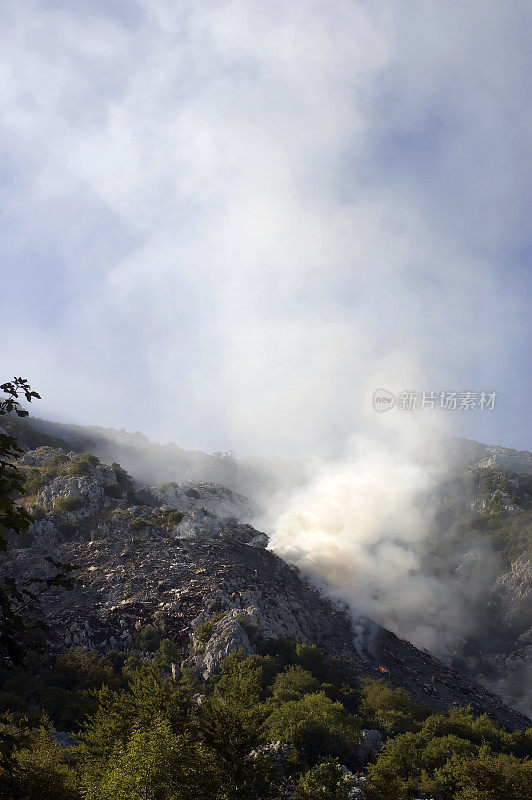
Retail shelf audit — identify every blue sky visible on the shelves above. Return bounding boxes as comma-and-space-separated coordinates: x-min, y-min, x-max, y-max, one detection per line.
1, 0, 531, 456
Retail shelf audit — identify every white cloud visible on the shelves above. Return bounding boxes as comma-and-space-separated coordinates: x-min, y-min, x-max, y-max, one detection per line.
1, 0, 530, 455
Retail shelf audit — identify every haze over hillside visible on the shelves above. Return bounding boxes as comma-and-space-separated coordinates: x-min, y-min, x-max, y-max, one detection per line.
4, 414, 531, 718
12, 415, 532, 498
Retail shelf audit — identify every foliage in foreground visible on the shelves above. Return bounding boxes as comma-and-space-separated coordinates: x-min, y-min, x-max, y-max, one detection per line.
0, 639, 530, 800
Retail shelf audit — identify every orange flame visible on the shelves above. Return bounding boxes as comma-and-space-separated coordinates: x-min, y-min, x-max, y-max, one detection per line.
377, 665, 388, 674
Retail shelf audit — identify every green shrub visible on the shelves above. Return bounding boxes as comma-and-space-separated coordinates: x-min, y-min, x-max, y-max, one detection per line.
365, 706, 532, 800
293, 644, 327, 680
3, 640, 530, 800
359, 678, 427, 735
103, 481, 122, 498
154, 639, 183, 671
47, 453, 70, 469
54, 648, 121, 693
31, 505, 47, 520
420, 707, 516, 752
56, 519, 77, 539
111, 462, 134, 490
213, 653, 277, 706
433, 505, 531, 569
199, 657, 275, 790
135, 625, 162, 653
157, 482, 178, 493
448, 745, 532, 800
272, 666, 321, 702
68, 453, 99, 476
194, 612, 226, 645
23, 468, 48, 495
367, 732, 478, 799
53, 496, 84, 512
0, 647, 125, 730
76, 666, 197, 770
258, 639, 327, 681
166, 510, 185, 527
234, 612, 259, 637
128, 517, 151, 532
23, 453, 70, 495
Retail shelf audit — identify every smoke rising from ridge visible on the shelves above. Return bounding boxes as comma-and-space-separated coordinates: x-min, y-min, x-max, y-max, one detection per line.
268, 424, 465, 653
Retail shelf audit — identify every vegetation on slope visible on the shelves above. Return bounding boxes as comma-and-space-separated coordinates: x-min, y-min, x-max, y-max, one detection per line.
0, 640, 530, 799
431, 468, 532, 568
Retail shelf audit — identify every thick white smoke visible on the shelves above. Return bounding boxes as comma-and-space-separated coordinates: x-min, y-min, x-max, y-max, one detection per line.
271, 412, 456, 651
268, 409, 493, 654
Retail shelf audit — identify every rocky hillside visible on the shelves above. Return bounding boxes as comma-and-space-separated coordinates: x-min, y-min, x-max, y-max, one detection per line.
443, 437, 532, 475
2, 444, 529, 732
427, 461, 531, 716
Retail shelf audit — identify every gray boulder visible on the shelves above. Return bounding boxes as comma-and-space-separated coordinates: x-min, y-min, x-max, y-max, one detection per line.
354, 729, 384, 768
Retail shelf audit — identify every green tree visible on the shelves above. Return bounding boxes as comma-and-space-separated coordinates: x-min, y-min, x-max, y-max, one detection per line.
83, 717, 223, 800
153, 639, 183, 673
0, 378, 39, 551
212, 652, 276, 706
420, 733, 477, 773
358, 678, 426, 735
439, 745, 532, 800
0, 379, 76, 765
258, 639, 327, 681
365, 731, 424, 800
264, 692, 361, 767
1, 380, 76, 664
2, 726, 80, 800
135, 625, 162, 653
366, 708, 532, 800
271, 665, 321, 702
77, 665, 196, 776
197, 655, 283, 799
67, 453, 99, 476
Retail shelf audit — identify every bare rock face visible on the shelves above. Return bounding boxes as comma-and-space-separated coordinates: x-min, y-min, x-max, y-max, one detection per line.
478, 446, 532, 475
9, 519, 528, 729
22, 447, 125, 523
20, 446, 66, 467
155, 481, 255, 520
494, 554, 532, 625
444, 438, 532, 475
192, 610, 254, 678
354, 729, 384, 768
191, 592, 318, 679
176, 511, 223, 541
474, 555, 532, 718
27, 518, 59, 548
247, 741, 291, 763
39, 473, 107, 520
